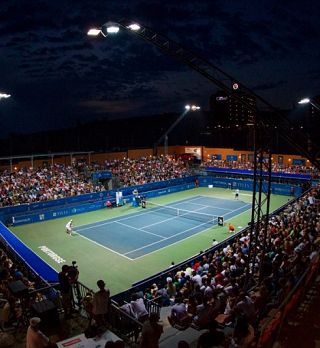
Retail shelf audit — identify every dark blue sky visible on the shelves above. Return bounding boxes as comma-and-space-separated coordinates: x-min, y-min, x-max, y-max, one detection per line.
0, 0, 319, 137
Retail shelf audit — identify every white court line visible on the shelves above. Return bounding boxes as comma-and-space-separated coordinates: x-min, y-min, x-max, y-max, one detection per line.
115, 203, 218, 239
75, 232, 133, 261
129, 202, 250, 256
131, 202, 252, 260
76, 198, 201, 232
222, 203, 251, 217
124, 219, 211, 256
76, 195, 206, 232
115, 221, 165, 239
78, 198, 251, 261
183, 201, 232, 212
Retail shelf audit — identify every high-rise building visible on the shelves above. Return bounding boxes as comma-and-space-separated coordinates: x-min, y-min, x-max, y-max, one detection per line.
209, 85, 256, 127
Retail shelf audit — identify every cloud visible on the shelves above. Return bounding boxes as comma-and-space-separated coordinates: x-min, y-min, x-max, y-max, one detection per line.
0, 0, 319, 137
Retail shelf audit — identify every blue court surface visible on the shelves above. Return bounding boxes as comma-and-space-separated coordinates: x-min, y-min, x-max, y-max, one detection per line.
75, 196, 251, 259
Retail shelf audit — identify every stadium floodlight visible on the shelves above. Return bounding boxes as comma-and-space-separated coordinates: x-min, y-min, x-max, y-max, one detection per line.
88, 22, 120, 38
298, 97, 320, 112
106, 25, 120, 34
298, 98, 310, 105
87, 28, 102, 36
0, 93, 11, 100
127, 23, 141, 31
185, 104, 200, 111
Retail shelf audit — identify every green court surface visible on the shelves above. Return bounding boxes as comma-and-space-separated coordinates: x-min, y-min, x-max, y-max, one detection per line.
10, 188, 291, 294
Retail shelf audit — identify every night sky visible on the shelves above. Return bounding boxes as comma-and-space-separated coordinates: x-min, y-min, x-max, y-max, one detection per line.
0, 0, 319, 138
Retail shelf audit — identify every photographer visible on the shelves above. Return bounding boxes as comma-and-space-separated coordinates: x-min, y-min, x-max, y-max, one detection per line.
68, 261, 79, 284
58, 264, 78, 319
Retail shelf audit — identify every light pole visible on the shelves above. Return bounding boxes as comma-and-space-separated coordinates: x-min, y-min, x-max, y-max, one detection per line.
154, 105, 201, 156
298, 97, 320, 112
87, 22, 140, 37
88, 24, 201, 156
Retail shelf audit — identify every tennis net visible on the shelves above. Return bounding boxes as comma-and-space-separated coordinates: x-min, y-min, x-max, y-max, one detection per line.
146, 201, 218, 224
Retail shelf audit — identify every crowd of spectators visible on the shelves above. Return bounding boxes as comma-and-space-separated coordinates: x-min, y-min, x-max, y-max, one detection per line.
136, 186, 320, 347
0, 164, 105, 207
202, 159, 319, 177
0, 156, 190, 207
103, 155, 190, 187
0, 246, 42, 331
0, 156, 317, 208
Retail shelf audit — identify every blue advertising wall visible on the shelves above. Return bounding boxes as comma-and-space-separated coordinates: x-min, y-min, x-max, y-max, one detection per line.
199, 176, 302, 196
1, 177, 197, 226
0, 222, 58, 282
205, 166, 312, 181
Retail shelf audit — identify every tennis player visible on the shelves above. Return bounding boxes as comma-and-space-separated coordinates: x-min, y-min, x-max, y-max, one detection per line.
66, 219, 74, 235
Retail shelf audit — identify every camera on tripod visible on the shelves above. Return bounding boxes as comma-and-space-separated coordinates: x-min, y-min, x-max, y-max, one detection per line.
68, 261, 79, 283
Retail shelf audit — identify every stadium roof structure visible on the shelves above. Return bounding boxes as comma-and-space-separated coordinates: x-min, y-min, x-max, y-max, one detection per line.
0, 151, 94, 171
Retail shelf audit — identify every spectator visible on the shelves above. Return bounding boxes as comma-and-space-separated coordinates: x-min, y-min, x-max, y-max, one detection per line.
131, 293, 149, 322
92, 279, 110, 327
26, 317, 50, 348
58, 265, 73, 319
167, 296, 191, 328
139, 312, 163, 348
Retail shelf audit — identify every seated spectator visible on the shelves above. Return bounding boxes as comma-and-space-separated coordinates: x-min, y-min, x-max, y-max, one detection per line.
166, 277, 176, 300
167, 296, 191, 328
235, 291, 256, 323
131, 293, 149, 322
156, 286, 170, 307
193, 295, 214, 329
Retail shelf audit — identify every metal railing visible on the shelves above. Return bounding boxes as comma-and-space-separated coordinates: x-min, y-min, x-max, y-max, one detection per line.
109, 302, 143, 344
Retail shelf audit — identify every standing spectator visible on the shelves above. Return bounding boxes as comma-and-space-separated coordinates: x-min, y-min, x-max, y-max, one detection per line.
26, 317, 50, 348
139, 312, 163, 348
92, 279, 110, 327
235, 189, 240, 200
58, 265, 72, 318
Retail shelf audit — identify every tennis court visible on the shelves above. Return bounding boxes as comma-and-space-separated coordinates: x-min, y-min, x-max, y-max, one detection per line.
75, 195, 251, 259
11, 188, 290, 293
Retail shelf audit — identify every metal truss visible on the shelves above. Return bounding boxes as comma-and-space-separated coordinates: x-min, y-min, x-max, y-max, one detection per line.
101, 18, 318, 286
